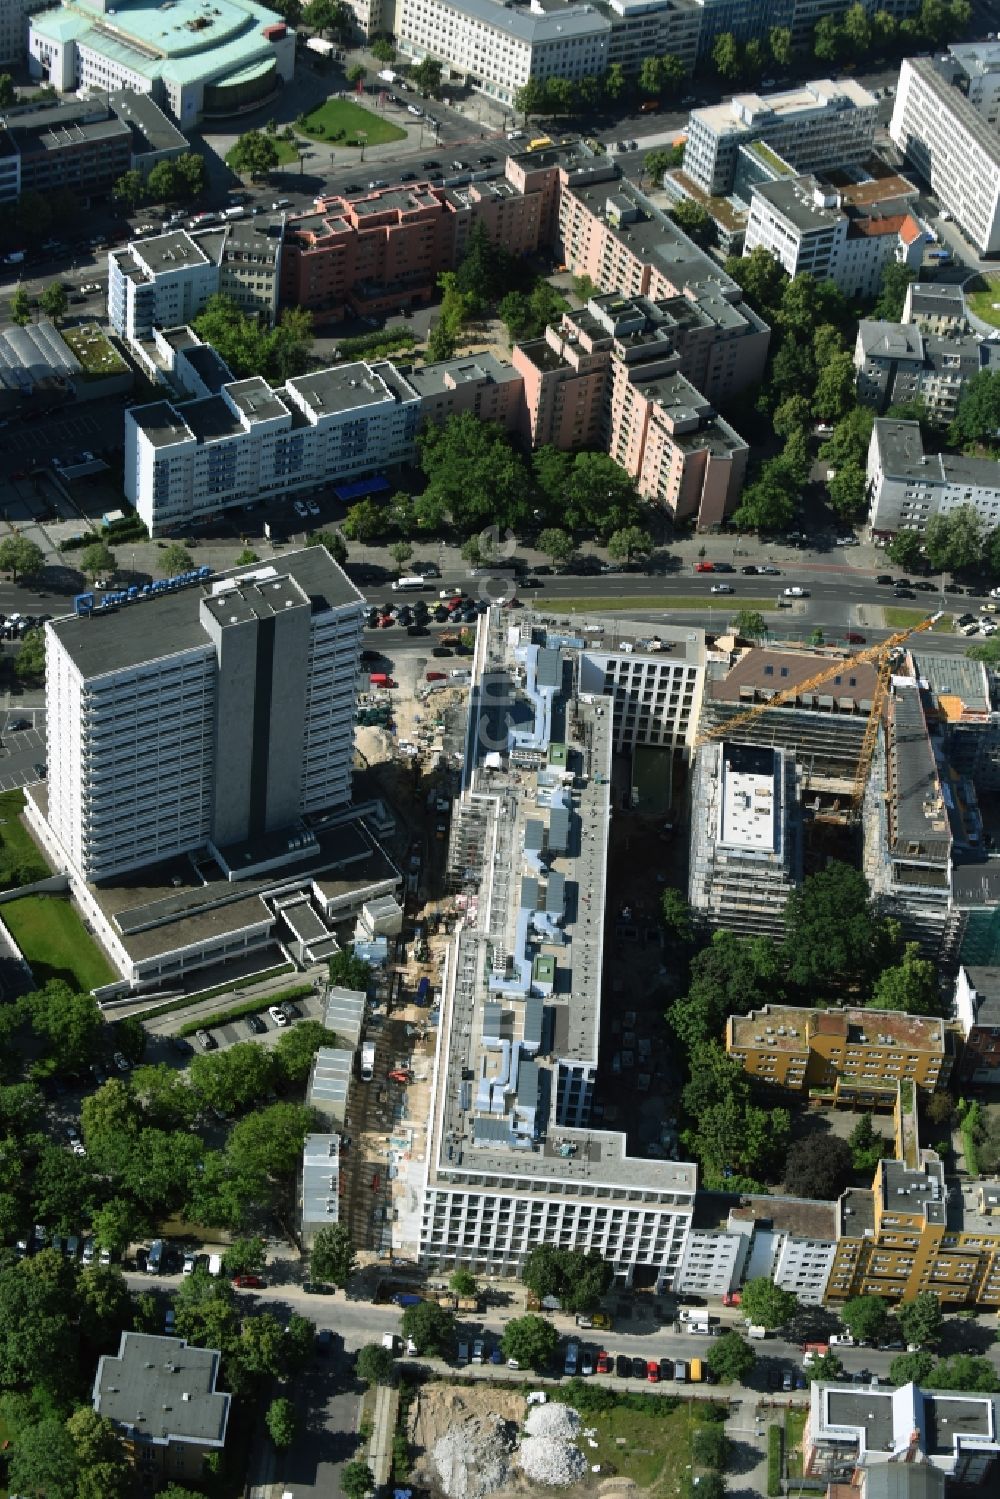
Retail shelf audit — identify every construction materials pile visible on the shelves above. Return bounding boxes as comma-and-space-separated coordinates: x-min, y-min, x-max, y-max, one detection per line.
431, 1409, 518, 1499
518, 1403, 587, 1485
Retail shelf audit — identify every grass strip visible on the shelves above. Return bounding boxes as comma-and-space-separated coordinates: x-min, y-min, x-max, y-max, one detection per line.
883, 607, 953, 631
767, 1424, 783, 1497
177, 983, 314, 1036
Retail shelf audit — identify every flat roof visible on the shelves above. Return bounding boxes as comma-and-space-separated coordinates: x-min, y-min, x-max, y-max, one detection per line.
751, 174, 843, 232
134, 230, 210, 275
710, 647, 878, 709
94, 1331, 229, 1446
909, 55, 1000, 166
47, 548, 362, 681
301, 1132, 341, 1228
415, 0, 610, 42
107, 88, 187, 153
888, 683, 951, 857
719, 742, 778, 851
286, 363, 402, 415
130, 401, 194, 449
692, 77, 876, 138
910, 650, 990, 718
224, 376, 289, 424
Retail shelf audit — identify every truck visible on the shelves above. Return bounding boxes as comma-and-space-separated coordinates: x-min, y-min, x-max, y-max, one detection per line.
369, 673, 390, 688
360, 1041, 376, 1082
747, 1325, 768, 1340
688, 1357, 704, 1383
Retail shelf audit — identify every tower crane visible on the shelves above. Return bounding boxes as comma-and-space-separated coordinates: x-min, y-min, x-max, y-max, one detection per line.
696, 613, 942, 815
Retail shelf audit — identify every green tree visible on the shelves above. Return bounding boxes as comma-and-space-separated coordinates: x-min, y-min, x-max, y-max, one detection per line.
449, 1269, 478, 1298
874, 261, 917, 322
950, 370, 1000, 450
31, 1146, 103, 1233
305, 528, 348, 565
236, 548, 260, 566
783, 1134, 854, 1199
967, 638, 1000, 666
643, 149, 673, 183
924, 505, 985, 573
502, 1314, 558, 1370
607, 525, 652, 565
175, 152, 208, 197
266, 1396, 298, 1449
734, 609, 767, 642
661, 888, 694, 946
739, 1277, 798, 1331
705, 1330, 756, 1385
9, 284, 31, 327
521, 1247, 612, 1313
230, 129, 280, 179
356, 1343, 395, 1386
828, 461, 868, 521
604, 63, 626, 100
67, 1407, 131, 1499
389, 540, 414, 573
712, 31, 742, 80
692, 1425, 730, 1468
0, 1261, 79, 1395
411, 57, 444, 95
0, 534, 43, 582
77, 1266, 134, 1355
328, 948, 373, 993
346, 63, 367, 85
223, 1237, 267, 1278
848, 1113, 888, 1172
0, 74, 16, 107
22, 980, 102, 1077
772, 394, 812, 440
91, 1198, 138, 1256
427, 317, 457, 362
160, 542, 194, 575
189, 1043, 277, 1116
79, 541, 116, 583
6, 1417, 78, 1499
669, 932, 782, 1051
896, 1291, 943, 1349
840, 1294, 890, 1345
638, 56, 663, 96
731, 461, 796, 532
681, 1041, 789, 1187
669, 198, 713, 247
871, 941, 941, 1015
563, 451, 638, 537
813, 351, 856, 423
455, 221, 511, 315
769, 25, 792, 66
274, 1020, 335, 1087
888, 531, 925, 570
342, 1460, 375, 1499
113, 169, 146, 210
419, 412, 531, 533
15, 627, 45, 682
304, 0, 350, 38
341, 498, 384, 544
784, 861, 899, 990
401, 1300, 455, 1356
129, 1064, 196, 1131
926, 1354, 1000, 1392
371, 37, 395, 62
889, 1349, 935, 1385
813, 14, 846, 63
40, 281, 68, 322
537, 527, 575, 569
726, 246, 787, 320
310, 1222, 357, 1287
806, 1350, 845, 1382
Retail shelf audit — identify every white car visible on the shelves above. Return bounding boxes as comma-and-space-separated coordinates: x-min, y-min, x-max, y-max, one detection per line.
306, 499, 320, 516
268, 1005, 290, 1028
784, 586, 809, 597
836, 536, 859, 547
183, 1251, 198, 1276
989, 587, 1000, 599
293, 500, 309, 519
99, 1246, 111, 1266
710, 583, 734, 593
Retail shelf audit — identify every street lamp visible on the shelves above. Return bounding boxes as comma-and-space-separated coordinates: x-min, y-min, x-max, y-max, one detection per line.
358, 131, 368, 162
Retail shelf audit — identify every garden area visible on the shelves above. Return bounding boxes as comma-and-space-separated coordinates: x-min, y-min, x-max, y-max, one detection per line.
225, 135, 300, 169
60, 324, 128, 378
966, 274, 1000, 332
1, 895, 115, 991
296, 97, 406, 147
0, 790, 49, 890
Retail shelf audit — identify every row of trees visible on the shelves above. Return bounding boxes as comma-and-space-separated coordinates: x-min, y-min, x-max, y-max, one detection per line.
192, 294, 314, 383
9, 281, 71, 327
113, 153, 207, 212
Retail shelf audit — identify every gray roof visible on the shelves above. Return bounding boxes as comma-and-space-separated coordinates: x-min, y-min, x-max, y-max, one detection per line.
426, 0, 609, 42
875, 417, 1000, 488
129, 401, 194, 449
183, 394, 243, 443
301, 1132, 341, 1230
107, 88, 187, 155
308, 1047, 353, 1124
888, 684, 951, 860
909, 650, 990, 715
287, 363, 410, 415
48, 547, 363, 680
134, 230, 210, 275
94, 1332, 229, 1448
961, 965, 1000, 1026
324, 985, 366, 1046
858, 319, 924, 361
905, 281, 965, 319
180, 341, 233, 393
750, 174, 842, 232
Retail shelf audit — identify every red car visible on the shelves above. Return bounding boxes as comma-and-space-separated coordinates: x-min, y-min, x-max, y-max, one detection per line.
646, 1360, 660, 1383
845, 631, 866, 644
426, 671, 446, 681
232, 1274, 265, 1289
694, 561, 714, 573
595, 1350, 612, 1375
388, 1068, 412, 1083
371, 1173, 381, 1192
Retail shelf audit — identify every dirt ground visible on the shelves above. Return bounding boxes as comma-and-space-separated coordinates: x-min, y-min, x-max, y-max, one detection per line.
408, 1383, 639, 1499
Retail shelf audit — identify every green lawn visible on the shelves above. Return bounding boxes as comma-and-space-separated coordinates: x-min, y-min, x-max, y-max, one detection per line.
785, 1407, 807, 1479
966, 276, 1000, 330
543, 595, 777, 613
225, 136, 301, 169
565, 1400, 724, 1493
0, 789, 49, 885
297, 97, 407, 147
883, 607, 953, 631
61, 323, 128, 377
1, 895, 115, 991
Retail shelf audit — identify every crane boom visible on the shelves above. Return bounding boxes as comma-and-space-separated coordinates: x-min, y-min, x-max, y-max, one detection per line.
696, 615, 942, 803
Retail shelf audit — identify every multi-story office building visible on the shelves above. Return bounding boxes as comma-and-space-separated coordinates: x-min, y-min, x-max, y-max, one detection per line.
726, 1004, 952, 1100
280, 178, 543, 317
867, 417, 1000, 537
575, 616, 706, 751
605, 0, 701, 76
36, 547, 364, 884
125, 349, 521, 534
0, 0, 47, 63
688, 741, 803, 937
29, 0, 296, 130
944, 40, 1000, 126
415, 609, 698, 1287
854, 318, 1000, 420
890, 52, 1000, 256
743, 173, 923, 301
396, 0, 611, 107
682, 78, 877, 197
675, 1195, 838, 1304
694, 0, 919, 57
804, 1378, 1000, 1486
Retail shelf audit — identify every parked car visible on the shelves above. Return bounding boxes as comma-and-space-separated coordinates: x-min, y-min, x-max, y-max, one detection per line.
631, 1356, 646, 1378
268, 1005, 290, 1028
232, 1273, 265, 1289
195, 1029, 216, 1050
246, 1013, 266, 1034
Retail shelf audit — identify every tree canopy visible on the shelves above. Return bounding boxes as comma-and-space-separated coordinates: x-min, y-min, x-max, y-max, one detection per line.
418, 412, 533, 533
502, 1314, 558, 1370
521, 1246, 612, 1313
870, 942, 942, 1015
783, 1134, 854, 1200
784, 861, 899, 991
310, 1223, 357, 1287
193, 295, 312, 382
739, 1278, 798, 1331
840, 1295, 890, 1344
950, 371, 1000, 452
669, 932, 783, 1052
401, 1300, 456, 1356
896, 1291, 943, 1349
705, 1330, 756, 1385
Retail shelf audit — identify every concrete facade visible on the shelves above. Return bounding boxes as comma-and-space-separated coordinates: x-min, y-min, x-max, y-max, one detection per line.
867, 417, 1000, 537
854, 318, 999, 421
890, 51, 1000, 256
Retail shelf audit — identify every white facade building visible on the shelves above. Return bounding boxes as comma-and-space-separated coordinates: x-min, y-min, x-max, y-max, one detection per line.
674, 1198, 837, 1304
38, 548, 364, 884
743, 174, 923, 301
109, 231, 223, 348
682, 78, 878, 197
396, 0, 611, 106
867, 417, 1000, 536
576, 620, 706, 752
890, 53, 1000, 257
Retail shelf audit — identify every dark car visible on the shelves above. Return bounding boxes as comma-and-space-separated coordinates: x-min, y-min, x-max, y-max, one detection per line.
712, 562, 734, 573
896, 579, 912, 589
345, 183, 363, 193
631, 1356, 646, 1378
741, 564, 761, 574
422, 160, 441, 170
303, 1281, 334, 1295
400, 171, 418, 181
480, 153, 496, 163
432, 646, 453, 657
894, 587, 915, 598
245, 1014, 266, 1035
616, 1354, 629, 1378
876, 574, 894, 584
914, 580, 935, 591
845, 631, 866, 644
659, 1357, 673, 1380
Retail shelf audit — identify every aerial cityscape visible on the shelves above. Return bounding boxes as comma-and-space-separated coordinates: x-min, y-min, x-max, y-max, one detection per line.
0, 0, 1000, 1497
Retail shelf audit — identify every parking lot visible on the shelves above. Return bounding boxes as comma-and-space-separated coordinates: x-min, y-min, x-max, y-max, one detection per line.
0, 714, 47, 791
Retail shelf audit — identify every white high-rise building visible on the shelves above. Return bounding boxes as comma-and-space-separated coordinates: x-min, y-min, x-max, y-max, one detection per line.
38, 548, 364, 884
890, 52, 1000, 256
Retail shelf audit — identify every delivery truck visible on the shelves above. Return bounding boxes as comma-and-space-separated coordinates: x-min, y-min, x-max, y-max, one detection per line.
360, 1041, 376, 1082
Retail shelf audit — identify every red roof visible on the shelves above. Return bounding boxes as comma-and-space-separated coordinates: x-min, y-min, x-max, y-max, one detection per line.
899, 215, 922, 246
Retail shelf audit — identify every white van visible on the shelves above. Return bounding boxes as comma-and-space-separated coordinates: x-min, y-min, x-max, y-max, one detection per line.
224, 206, 246, 219
392, 576, 427, 592
208, 1253, 222, 1277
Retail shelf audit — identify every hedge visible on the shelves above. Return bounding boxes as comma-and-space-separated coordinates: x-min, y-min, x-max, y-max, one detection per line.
767, 1425, 782, 1497
128, 963, 294, 1022
337, 328, 416, 359
177, 983, 314, 1036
